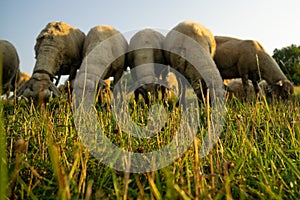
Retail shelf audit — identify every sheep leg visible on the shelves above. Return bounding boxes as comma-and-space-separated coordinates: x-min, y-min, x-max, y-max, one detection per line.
160, 85, 166, 102
159, 66, 169, 102
252, 81, 260, 96
134, 88, 149, 105
134, 89, 140, 104
159, 74, 167, 102
241, 76, 250, 100
65, 65, 79, 90
111, 69, 126, 108
143, 89, 150, 105
251, 74, 260, 96
177, 78, 187, 108
112, 69, 124, 87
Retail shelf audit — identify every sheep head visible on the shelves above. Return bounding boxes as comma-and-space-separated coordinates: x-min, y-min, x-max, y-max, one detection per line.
16, 72, 61, 103
271, 80, 294, 99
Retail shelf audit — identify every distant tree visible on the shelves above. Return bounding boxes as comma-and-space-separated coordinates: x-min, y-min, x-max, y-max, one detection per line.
272, 44, 300, 85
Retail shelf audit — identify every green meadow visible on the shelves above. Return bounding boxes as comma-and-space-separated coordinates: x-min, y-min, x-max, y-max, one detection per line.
0, 90, 299, 200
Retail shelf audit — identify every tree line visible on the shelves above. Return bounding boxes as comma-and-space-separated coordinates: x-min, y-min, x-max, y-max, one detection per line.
272, 44, 300, 85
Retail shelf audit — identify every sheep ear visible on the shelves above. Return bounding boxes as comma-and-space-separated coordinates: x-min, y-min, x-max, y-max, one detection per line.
275, 80, 283, 87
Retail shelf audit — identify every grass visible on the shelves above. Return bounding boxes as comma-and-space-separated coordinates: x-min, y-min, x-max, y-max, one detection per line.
294, 86, 300, 95
0, 92, 299, 199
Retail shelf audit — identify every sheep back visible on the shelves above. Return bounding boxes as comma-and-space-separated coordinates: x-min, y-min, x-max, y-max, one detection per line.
170, 21, 216, 56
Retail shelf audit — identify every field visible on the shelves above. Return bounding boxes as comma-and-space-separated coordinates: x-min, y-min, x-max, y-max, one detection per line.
0, 91, 299, 200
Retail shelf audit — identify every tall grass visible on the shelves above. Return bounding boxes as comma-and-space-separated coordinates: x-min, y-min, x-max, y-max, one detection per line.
0, 94, 299, 199
0, 53, 8, 200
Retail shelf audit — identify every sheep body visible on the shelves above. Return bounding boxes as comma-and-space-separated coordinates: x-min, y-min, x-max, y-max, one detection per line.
164, 21, 225, 100
81, 25, 128, 83
226, 78, 274, 100
74, 25, 128, 104
127, 28, 166, 104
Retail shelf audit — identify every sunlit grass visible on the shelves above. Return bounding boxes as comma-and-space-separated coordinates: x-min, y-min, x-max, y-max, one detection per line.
294, 85, 300, 95
0, 93, 299, 199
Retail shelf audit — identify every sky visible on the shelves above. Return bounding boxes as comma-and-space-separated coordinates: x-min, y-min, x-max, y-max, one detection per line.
1, 0, 300, 76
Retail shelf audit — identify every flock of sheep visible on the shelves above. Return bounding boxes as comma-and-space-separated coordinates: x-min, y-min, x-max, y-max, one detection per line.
0, 20, 294, 106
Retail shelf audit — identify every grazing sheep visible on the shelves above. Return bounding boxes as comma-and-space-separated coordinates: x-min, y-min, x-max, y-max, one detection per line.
94, 78, 112, 109
19, 72, 31, 85
15, 21, 85, 103
214, 36, 294, 100
73, 25, 128, 105
127, 28, 166, 104
0, 40, 20, 95
164, 21, 225, 101
164, 71, 179, 98
226, 78, 275, 100
226, 78, 257, 100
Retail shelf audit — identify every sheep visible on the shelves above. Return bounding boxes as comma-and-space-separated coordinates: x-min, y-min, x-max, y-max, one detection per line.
214, 36, 294, 100
0, 41, 31, 98
126, 28, 167, 104
0, 40, 20, 95
225, 78, 275, 100
226, 78, 258, 100
19, 72, 31, 85
164, 71, 179, 98
73, 25, 128, 106
81, 25, 128, 85
163, 21, 225, 102
96, 78, 112, 108
15, 21, 85, 103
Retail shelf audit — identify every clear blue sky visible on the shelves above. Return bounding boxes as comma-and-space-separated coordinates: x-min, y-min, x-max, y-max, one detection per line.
1, 0, 300, 75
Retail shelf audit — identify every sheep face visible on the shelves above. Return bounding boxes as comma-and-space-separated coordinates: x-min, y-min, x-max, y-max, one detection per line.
271, 80, 294, 99
20, 73, 60, 103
